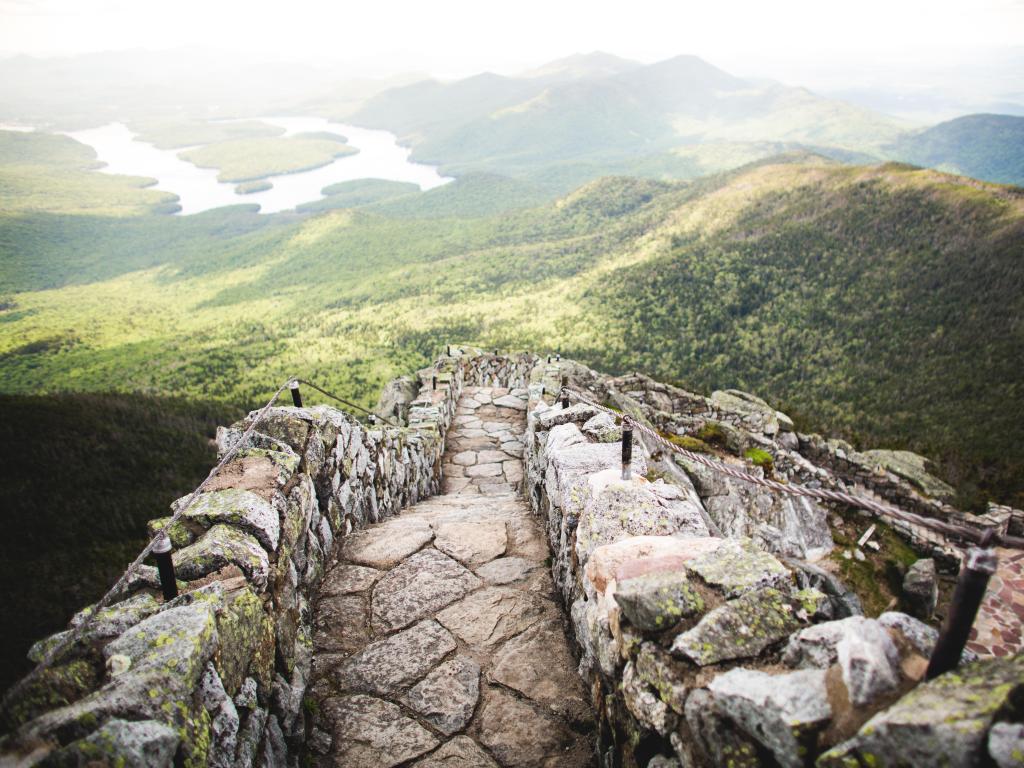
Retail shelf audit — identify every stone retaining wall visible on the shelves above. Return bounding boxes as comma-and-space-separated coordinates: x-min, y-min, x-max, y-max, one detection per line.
0, 351, 505, 767
523, 361, 1022, 768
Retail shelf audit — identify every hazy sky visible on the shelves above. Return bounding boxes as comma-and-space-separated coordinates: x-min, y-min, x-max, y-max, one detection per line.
1, 0, 1022, 89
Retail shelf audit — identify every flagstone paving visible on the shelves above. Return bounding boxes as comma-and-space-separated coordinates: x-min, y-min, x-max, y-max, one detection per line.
968, 547, 1024, 658
307, 387, 595, 768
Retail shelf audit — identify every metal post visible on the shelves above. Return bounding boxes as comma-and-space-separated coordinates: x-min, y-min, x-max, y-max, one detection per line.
547, 356, 551, 364
926, 538, 998, 679
153, 533, 179, 601
621, 421, 634, 480
432, 375, 437, 390
447, 345, 451, 356
289, 380, 302, 408
561, 376, 569, 409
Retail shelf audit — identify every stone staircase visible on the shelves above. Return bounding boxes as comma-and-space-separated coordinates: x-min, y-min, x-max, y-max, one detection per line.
306, 387, 595, 767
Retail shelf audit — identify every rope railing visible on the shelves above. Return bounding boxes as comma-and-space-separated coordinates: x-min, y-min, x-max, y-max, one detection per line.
0, 375, 403, 717
558, 386, 1024, 551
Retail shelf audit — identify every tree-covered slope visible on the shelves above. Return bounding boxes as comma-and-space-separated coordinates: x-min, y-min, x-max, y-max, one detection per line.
887, 113, 1024, 186
0, 393, 241, 690
1, 151, 1021, 508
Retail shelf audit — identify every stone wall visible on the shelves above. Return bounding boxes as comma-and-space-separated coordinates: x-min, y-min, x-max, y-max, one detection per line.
523, 361, 1022, 768
0, 351, 504, 767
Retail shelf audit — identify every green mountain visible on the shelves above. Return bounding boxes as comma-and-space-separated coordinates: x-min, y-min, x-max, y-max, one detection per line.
348, 54, 905, 188
1, 130, 1022, 509
887, 113, 1024, 185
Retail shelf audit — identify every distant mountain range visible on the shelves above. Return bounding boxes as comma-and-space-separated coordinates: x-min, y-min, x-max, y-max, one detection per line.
1, 49, 1020, 188
886, 114, 1024, 186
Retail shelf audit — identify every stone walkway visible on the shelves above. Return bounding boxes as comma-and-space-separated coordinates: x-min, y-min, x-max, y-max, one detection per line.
307, 387, 594, 768
968, 547, 1024, 658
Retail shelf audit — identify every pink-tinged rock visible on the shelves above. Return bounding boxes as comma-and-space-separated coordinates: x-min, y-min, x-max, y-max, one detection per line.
584, 536, 724, 596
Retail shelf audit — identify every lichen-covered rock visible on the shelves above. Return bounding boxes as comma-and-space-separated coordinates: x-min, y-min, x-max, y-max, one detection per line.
174, 524, 270, 588
677, 455, 833, 560
215, 587, 274, 695
635, 642, 689, 714
29, 593, 162, 665
51, 717, 180, 767
902, 558, 938, 620
710, 389, 783, 436
859, 449, 957, 502
685, 537, 792, 597
616, 571, 704, 632
988, 722, 1024, 768
575, 473, 709, 569
818, 655, 1024, 767
671, 587, 799, 665
173, 488, 281, 552
702, 667, 832, 768
623, 661, 676, 736
147, 516, 198, 548
581, 412, 622, 443
199, 663, 239, 768
535, 402, 601, 430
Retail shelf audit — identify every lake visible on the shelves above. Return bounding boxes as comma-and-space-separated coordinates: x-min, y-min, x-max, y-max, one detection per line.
67, 117, 452, 215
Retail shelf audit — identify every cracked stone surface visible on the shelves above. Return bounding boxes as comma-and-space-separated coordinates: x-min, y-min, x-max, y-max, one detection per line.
310, 387, 594, 768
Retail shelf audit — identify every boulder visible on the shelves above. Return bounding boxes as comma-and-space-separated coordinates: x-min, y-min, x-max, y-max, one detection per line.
615, 571, 705, 632
671, 587, 799, 665
583, 536, 723, 597
819, 655, 1024, 767
701, 667, 832, 768
581, 412, 622, 443
988, 722, 1024, 768
535, 402, 602, 430
575, 473, 709, 568
710, 389, 783, 436
902, 558, 938, 620
173, 488, 281, 552
677, 455, 832, 560
685, 538, 792, 597
623, 661, 676, 736
50, 718, 180, 767
174, 524, 270, 588
376, 374, 419, 424
859, 449, 956, 502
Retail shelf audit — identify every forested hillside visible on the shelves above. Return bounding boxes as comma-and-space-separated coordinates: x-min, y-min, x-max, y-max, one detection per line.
0, 393, 240, 690
2, 139, 1022, 508
888, 113, 1024, 186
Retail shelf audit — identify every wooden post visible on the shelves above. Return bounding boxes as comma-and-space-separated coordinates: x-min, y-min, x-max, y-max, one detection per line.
289, 380, 302, 408
153, 533, 179, 601
926, 541, 998, 679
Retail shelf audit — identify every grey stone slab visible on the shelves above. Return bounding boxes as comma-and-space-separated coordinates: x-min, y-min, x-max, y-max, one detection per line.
344, 518, 434, 569
412, 737, 498, 767
372, 549, 481, 633
403, 656, 480, 735
436, 586, 550, 650
322, 694, 438, 767
336, 619, 456, 697
434, 520, 508, 566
